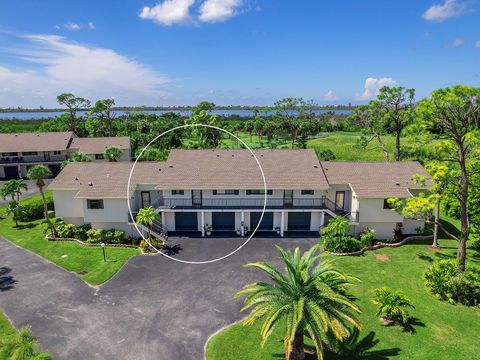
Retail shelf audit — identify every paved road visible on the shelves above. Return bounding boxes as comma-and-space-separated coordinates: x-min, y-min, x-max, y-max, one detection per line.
0, 235, 317, 360
0, 179, 53, 205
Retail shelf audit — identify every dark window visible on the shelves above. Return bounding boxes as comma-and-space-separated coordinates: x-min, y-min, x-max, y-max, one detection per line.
301, 190, 314, 195
2, 152, 18, 157
87, 199, 104, 209
22, 151, 38, 156
383, 199, 393, 209
95, 154, 104, 160
213, 190, 239, 195
53, 151, 62, 155
172, 190, 184, 195
246, 189, 273, 195
335, 191, 345, 210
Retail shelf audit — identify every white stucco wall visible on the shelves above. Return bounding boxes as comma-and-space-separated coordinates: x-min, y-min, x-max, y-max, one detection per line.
83, 198, 129, 223
53, 190, 84, 219
310, 212, 323, 232
358, 198, 404, 223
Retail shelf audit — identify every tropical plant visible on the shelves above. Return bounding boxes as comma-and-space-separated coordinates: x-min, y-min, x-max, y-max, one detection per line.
61, 152, 91, 169
5, 200, 21, 227
0, 179, 28, 202
236, 245, 361, 360
27, 165, 56, 236
104, 146, 123, 162
0, 326, 52, 360
322, 216, 350, 237
136, 206, 161, 244
371, 287, 414, 325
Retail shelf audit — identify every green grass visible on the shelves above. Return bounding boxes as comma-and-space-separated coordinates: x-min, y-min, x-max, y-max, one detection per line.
0, 193, 140, 286
220, 131, 436, 161
206, 223, 480, 359
0, 311, 16, 340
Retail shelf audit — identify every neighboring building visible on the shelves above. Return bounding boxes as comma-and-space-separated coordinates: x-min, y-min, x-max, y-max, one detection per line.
49, 149, 431, 239
68, 137, 131, 162
0, 132, 131, 180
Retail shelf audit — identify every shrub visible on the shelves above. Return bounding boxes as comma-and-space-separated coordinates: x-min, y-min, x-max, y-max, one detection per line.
86, 229, 103, 243
73, 224, 91, 241
140, 237, 162, 252
15, 196, 54, 222
86, 228, 125, 244
322, 217, 350, 237
57, 223, 75, 238
371, 287, 414, 325
360, 228, 376, 247
392, 222, 403, 243
423, 259, 480, 306
316, 148, 336, 161
322, 234, 364, 253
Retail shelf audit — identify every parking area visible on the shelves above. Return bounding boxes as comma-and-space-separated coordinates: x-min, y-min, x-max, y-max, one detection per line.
0, 235, 318, 360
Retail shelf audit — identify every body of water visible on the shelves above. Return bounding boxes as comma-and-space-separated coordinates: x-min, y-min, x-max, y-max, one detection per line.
0, 108, 351, 120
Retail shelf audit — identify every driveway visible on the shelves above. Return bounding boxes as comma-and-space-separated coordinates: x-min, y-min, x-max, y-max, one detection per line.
0, 235, 318, 360
0, 179, 53, 205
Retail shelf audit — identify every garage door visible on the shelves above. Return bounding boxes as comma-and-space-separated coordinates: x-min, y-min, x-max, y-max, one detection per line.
250, 212, 274, 231
212, 212, 235, 231
175, 212, 198, 231
288, 212, 311, 230
3, 166, 19, 180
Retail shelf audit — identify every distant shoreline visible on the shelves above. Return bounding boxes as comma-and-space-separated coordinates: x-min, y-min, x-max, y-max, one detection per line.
0, 105, 354, 113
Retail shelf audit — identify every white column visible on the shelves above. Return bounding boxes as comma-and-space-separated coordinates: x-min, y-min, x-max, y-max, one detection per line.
280, 211, 285, 237
201, 212, 205, 237
17, 165, 22, 178
241, 211, 245, 236
320, 212, 325, 227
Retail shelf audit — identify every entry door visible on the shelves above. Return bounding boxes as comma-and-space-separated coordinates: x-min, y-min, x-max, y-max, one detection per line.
284, 190, 293, 207
141, 191, 151, 208
335, 191, 345, 211
192, 190, 202, 207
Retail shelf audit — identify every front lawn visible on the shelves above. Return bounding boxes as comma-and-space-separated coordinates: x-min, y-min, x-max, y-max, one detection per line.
207, 237, 480, 359
0, 193, 140, 286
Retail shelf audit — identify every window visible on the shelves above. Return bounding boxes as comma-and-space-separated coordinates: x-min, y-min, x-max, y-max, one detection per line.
172, 190, 184, 195
383, 199, 393, 209
335, 191, 345, 210
87, 199, 104, 209
1, 152, 18, 157
213, 190, 239, 195
22, 151, 38, 156
301, 190, 314, 195
53, 151, 62, 155
246, 189, 273, 195
95, 154, 104, 160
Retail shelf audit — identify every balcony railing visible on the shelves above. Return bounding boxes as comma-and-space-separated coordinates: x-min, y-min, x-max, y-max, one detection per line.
0, 154, 67, 164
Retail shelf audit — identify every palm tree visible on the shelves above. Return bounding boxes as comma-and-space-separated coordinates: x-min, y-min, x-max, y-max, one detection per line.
371, 287, 414, 326
104, 146, 123, 162
1, 179, 28, 201
322, 216, 350, 237
0, 326, 52, 360
236, 245, 361, 360
27, 165, 56, 236
136, 206, 160, 241
5, 200, 20, 227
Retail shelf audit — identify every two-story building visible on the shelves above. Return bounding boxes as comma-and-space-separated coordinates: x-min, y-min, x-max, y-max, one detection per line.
49, 149, 431, 239
0, 132, 131, 180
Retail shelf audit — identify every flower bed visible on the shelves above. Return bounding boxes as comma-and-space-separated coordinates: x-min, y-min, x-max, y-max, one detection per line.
46, 234, 139, 249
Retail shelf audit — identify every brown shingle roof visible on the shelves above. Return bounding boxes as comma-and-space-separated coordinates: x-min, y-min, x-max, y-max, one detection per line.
69, 137, 130, 154
321, 161, 431, 198
0, 132, 74, 152
49, 149, 328, 197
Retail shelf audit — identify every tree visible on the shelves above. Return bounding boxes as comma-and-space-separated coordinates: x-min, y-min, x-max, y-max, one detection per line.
89, 99, 116, 136
136, 206, 160, 241
1, 179, 27, 202
56, 93, 90, 133
0, 326, 52, 359
236, 245, 361, 360
244, 121, 255, 144
391, 86, 480, 273
274, 98, 316, 147
104, 147, 123, 162
371, 287, 414, 326
373, 86, 415, 161
352, 105, 390, 161
27, 165, 56, 236
5, 200, 21, 227
321, 216, 350, 237
187, 101, 221, 148
61, 152, 91, 169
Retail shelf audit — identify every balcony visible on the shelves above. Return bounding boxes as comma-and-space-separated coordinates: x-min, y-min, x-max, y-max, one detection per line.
0, 154, 67, 164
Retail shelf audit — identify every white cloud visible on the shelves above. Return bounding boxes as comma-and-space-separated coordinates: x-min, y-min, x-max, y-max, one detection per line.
422, 0, 473, 22
88, 22, 96, 30
139, 0, 195, 26
0, 34, 170, 107
323, 90, 339, 102
198, 0, 242, 23
356, 77, 396, 101
64, 22, 81, 30
444, 37, 465, 47
475, 40, 480, 48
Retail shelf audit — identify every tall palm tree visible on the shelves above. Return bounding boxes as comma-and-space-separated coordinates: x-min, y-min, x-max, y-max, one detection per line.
27, 165, 56, 236
136, 206, 160, 241
236, 245, 361, 360
104, 146, 123, 162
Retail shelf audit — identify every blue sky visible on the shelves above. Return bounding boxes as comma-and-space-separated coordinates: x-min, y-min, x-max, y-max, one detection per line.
0, 0, 479, 107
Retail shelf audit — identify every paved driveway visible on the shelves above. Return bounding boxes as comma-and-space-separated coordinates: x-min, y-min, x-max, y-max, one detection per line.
0, 235, 318, 360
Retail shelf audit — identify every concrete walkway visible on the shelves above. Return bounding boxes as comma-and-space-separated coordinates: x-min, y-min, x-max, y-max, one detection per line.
0, 235, 317, 360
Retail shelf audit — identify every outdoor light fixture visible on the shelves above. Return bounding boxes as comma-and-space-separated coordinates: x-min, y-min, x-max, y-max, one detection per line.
101, 242, 106, 262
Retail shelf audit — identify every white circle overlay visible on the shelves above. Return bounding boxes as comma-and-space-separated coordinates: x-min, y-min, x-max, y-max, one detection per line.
127, 124, 267, 265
